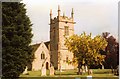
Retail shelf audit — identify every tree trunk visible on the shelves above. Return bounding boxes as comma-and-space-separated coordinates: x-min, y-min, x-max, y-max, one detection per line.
77, 62, 82, 75
111, 66, 114, 73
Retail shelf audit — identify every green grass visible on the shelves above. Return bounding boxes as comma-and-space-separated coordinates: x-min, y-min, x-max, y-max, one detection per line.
19, 69, 119, 79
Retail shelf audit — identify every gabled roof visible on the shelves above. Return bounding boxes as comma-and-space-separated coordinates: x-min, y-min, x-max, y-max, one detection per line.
44, 41, 50, 49
31, 41, 50, 54
31, 43, 40, 54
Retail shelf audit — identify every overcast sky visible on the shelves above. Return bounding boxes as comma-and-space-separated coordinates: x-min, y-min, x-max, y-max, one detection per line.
22, 0, 119, 44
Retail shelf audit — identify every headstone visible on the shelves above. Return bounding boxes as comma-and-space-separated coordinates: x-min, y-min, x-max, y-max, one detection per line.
102, 65, 104, 69
79, 69, 82, 75
81, 65, 85, 74
23, 66, 28, 75
41, 67, 46, 76
82, 69, 85, 74
50, 66, 54, 76
82, 65, 85, 70
77, 68, 81, 75
85, 65, 88, 72
88, 69, 93, 75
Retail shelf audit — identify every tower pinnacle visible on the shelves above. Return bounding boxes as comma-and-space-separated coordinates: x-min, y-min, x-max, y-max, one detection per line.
71, 8, 74, 18
50, 9, 52, 18
50, 9, 52, 23
63, 12, 65, 17
58, 5, 60, 17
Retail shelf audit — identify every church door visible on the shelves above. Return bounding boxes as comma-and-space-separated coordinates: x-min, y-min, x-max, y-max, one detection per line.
46, 62, 49, 69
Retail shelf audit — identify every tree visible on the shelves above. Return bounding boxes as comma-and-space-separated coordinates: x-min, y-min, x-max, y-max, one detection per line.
65, 32, 107, 74
2, 2, 33, 77
102, 32, 119, 69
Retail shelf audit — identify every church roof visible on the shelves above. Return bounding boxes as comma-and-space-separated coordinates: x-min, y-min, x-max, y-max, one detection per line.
44, 41, 50, 49
31, 41, 50, 54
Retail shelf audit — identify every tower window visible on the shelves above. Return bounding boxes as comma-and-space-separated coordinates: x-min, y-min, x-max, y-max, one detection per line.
64, 26, 69, 36
41, 52, 45, 59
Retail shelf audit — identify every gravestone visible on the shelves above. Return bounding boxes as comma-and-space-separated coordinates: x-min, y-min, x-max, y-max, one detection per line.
81, 65, 85, 74
79, 69, 82, 75
41, 67, 46, 76
88, 69, 93, 75
81, 65, 85, 70
85, 65, 88, 72
23, 66, 28, 75
82, 69, 85, 74
102, 65, 104, 69
77, 68, 81, 75
50, 66, 54, 76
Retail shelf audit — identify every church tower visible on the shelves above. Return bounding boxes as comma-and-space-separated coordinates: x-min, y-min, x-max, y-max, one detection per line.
50, 6, 75, 70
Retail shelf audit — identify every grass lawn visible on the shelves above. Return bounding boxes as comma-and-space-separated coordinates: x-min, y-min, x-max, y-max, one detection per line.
19, 69, 119, 79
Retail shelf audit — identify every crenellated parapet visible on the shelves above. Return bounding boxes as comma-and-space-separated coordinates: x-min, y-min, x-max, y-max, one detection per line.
50, 6, 75, 25
50, 16, 75, 24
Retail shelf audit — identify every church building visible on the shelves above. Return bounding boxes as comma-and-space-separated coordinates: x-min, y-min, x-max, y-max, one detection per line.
31, 6, 76, 70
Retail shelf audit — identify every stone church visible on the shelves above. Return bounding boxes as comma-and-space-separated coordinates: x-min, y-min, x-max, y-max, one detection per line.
31, 6, 76, 71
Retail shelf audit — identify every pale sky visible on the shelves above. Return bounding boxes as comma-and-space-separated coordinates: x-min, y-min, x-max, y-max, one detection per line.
22, 0, 119, 44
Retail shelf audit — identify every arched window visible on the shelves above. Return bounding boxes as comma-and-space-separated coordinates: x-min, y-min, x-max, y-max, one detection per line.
41, 52, 45, 59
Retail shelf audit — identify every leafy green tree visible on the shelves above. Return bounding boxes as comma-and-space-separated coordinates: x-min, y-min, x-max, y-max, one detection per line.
65, 32, 107, 74
2, 2, 33, 77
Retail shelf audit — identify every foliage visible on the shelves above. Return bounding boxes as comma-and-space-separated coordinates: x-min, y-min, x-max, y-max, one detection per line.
102, 32, 119, 69
2, 2, 33, 78
65, 32, 108, 69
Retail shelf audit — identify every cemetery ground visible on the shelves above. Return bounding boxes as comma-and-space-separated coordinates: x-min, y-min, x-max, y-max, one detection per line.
20, 69, 119, 79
